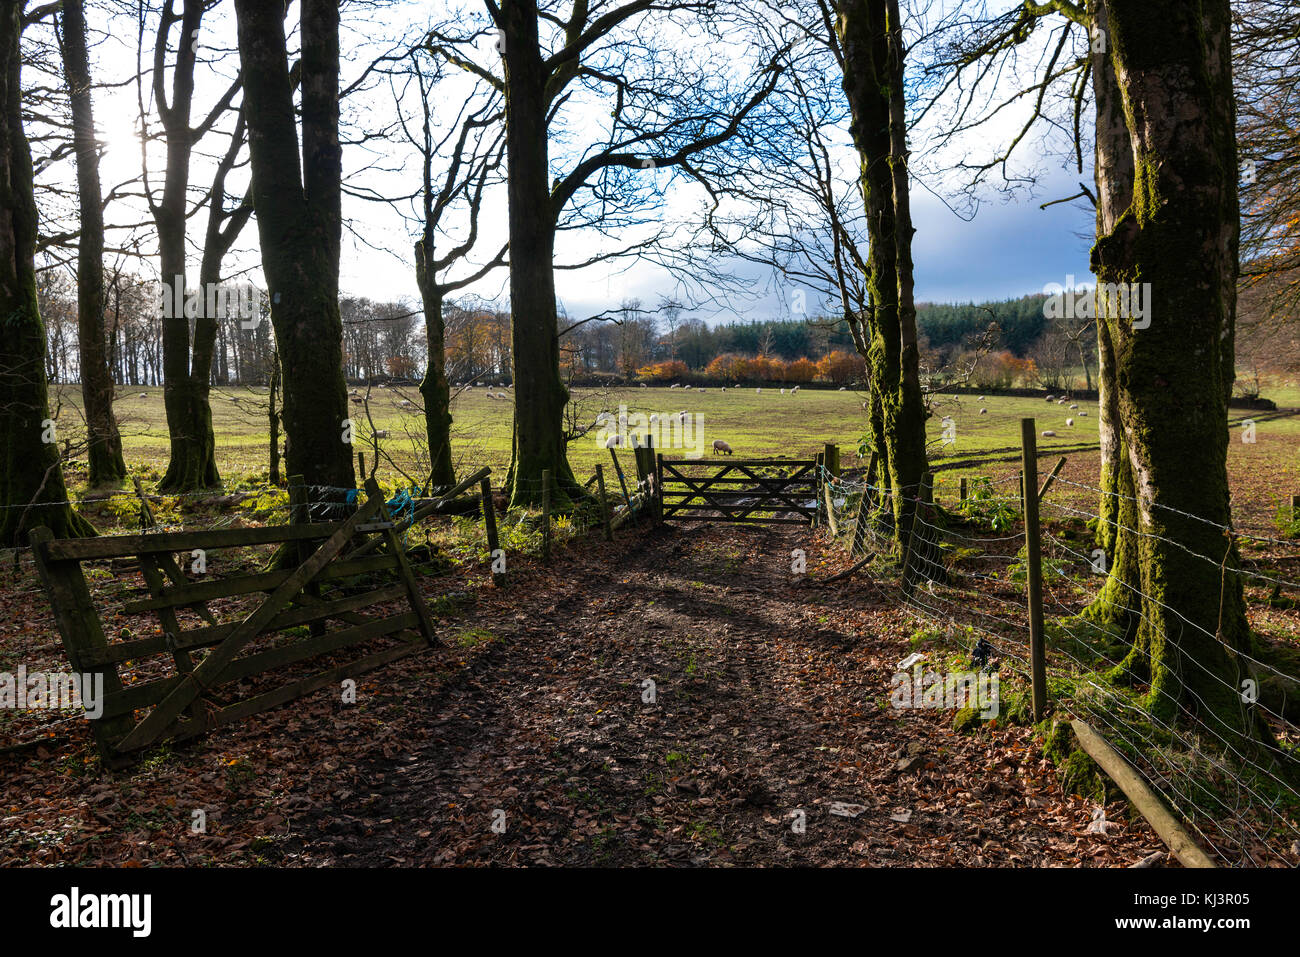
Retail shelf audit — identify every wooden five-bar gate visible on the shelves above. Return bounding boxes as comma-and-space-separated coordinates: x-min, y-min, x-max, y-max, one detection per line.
656, 457, 819, 525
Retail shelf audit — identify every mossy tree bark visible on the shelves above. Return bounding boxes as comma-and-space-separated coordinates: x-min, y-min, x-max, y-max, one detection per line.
234, 0, 354, 493
1082, 0, 1141, 641
59, 0, 126, 488
0, 0, 93, 544
837, 0, 927, 552
1093, 0, 1257, 739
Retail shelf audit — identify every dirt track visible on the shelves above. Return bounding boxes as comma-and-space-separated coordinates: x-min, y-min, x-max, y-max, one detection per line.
280, 521, 1159, 866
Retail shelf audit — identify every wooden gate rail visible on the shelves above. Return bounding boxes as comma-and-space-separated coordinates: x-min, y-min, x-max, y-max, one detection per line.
657, 458, 818, 525
31, 478, 438, 766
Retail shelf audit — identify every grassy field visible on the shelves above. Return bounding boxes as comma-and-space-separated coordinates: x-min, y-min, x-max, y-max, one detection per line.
49, 376, 1300, 533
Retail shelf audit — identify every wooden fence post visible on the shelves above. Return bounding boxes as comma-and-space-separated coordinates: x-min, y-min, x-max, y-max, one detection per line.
1021, 418, 1047, 721
479, 474, 504, 586
595, 464, 614, 541
654, 450, 664, 525
541, 469, 552, 561
959, 476, 967, 503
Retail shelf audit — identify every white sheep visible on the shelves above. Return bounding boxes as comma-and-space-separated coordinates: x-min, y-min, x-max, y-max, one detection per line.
780, 388, 786, 395
791, 385, 800, 393
712, 439, 733, 455
485, 392, 497, 400
649, 414, 660, 424
838, 386, 846, 391
979, 408, 987, 414
978, 395, 986, 401
1042, 430, 1057, 437
604, 435, 623, 448
1066, 418, 1074, 426
1045, 395, 1055, 402
756, 388, 762, 394
496, 392, 508, 399
138, 392, 148, 399
1057, 399, 1066, 405
1079, 410, 1088, 417
684, 384, 692, 390
670, 383, 680, 389
400, 399, 413, 407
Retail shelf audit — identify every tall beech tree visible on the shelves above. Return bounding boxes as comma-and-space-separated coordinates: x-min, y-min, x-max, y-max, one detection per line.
435, 0, 785, 506
58, 0, 126, 486
0, 0, 92, 543
835, 0, 927, 546
141, 0, 244, 491
233, 0, 353, 491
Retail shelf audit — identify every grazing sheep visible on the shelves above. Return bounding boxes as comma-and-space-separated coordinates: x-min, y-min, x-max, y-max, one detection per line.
712, 439, 733, 455
697, 388, 706, 393
780, 388, 786, 395
373, 429, 389, 439
756, 388, 762, 394
1066, 418, 1074, 426
350, 396, 363, 405
400, 399, 413, 407
485, 392, 497, 400
684, 384, 692, 390
670, 383, 680, 389
1057, 399, 1066, 405
979, 408, 987, 414
640, 383, 648, 388
1045, 395, 1055, 402
1079, 410, 1088, 416
838, 386, 846, 391
978, 395, 986, 401
1042, 430, 1056, 437
138, 392, 148, 399
496, 392, 508, 399
1069, 403, 1079, 410
862, 401, 869, 411
649, 414, 659, 424
604, 435, 623, 448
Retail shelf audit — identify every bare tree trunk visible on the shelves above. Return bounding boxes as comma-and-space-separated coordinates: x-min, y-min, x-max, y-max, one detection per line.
500, 0, 580, 507
0, 0, 93, 543
59, 0, 125, 487
234, 0, 353, 492
415, 242, 455, 490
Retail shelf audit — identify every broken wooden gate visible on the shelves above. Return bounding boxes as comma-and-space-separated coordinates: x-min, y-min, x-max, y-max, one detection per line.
31, 479, 438, 766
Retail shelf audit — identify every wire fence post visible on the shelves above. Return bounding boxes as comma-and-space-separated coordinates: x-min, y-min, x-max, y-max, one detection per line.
595, 463, 613, 542
1020, 418, 1047, 721
479, 474, 504, 587
541, 469, 552, 562
850, 450, 877, 556
900, 471, 932, 597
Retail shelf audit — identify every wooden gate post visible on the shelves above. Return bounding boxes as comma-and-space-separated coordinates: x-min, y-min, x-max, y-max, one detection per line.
959, 476, 967, 503
595, 464, 614, 541
1020, 418, 1047, 721
479, 474, 504, 586
541, 469, 552, 561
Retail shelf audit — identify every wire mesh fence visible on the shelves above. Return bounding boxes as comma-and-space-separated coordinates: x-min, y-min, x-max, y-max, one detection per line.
815, 455, 1300, 867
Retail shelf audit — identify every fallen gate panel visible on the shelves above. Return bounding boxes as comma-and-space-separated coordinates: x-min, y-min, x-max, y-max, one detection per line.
30, 478, 439, 766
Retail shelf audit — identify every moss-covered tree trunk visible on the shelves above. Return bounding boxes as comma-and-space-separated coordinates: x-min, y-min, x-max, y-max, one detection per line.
1083, 0, 1141, 640
0, 0, 93, 544
838, 0, 927, 552
415, 242, 455, 491
234, 0, 354, 493
59, 0, 125, 488
500, 0, 581, 508
1095, 0, 1256, 738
